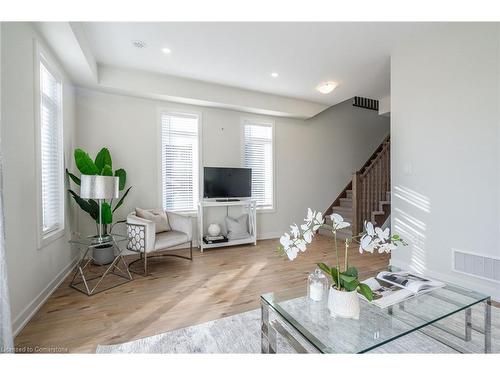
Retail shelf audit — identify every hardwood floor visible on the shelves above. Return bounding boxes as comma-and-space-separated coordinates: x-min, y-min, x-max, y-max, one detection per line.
14, 235, 389, 353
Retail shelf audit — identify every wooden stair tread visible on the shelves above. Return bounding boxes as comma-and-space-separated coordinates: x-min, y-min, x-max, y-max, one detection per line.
331, 205, 351, 212
339, 198, 352, 205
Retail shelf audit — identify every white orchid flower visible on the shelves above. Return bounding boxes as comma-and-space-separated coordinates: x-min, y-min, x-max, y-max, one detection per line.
304, 208, 324, 230
281, 232, 300, 260
290, 224, 300, 238
280, 209, 405, 262
312, 211, 324, 231
360, 233, 371, 250
330, 213, 350, 230
378, 242, 397, 254
359, 222, 400, 254
375, 227, 390, 242
296, 238, 307, 252
359, 233, 378, 253
304, 208, 315, 225
280, 233, 291, 250
285, 245, 299, 260
301, 223, 314, 243
364, 221, 375, 236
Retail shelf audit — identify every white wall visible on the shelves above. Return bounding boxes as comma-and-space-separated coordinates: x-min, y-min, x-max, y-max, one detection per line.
390, 23, 500, 299
75, 88, 389, 241
1, 22, 78, 334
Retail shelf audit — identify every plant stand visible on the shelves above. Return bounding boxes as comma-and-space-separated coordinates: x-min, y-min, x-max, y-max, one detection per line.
69, 234, 132, 296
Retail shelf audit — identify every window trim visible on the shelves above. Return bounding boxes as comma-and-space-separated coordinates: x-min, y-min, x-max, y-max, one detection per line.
241, 117, 276, 213
34, 41, 65, 249
157, 107, 203, 215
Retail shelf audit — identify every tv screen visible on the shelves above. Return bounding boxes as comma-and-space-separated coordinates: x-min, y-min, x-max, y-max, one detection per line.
204, 167, 252, 198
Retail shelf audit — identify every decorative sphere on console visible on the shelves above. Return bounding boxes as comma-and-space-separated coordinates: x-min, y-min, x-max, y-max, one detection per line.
208, 223, 221, 237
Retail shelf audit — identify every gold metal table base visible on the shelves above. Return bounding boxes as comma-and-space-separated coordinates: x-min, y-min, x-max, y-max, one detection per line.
70, 238, 132, 296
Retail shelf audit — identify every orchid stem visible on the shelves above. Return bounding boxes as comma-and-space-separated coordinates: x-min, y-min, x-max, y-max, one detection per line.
344, 239, 349, 272
334, 230, 340, 289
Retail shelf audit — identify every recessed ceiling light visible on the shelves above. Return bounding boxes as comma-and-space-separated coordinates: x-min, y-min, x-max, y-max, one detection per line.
270, 72, 279, 78
162, 47, 172, 55
316, 81, 338, 94
132, 40, 147, 49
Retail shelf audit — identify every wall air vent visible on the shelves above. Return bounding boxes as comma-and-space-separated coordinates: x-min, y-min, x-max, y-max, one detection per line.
453, 249, 500, 283
353, 96, 379, 111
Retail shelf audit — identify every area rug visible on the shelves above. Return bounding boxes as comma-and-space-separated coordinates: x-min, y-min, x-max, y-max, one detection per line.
96, 303, 499, 354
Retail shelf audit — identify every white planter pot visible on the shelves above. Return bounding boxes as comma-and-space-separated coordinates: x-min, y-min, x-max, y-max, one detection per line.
328, 287, 360, 320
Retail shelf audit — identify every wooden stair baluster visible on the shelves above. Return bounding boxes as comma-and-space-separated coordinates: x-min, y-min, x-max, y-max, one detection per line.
352, 172, 361, 236
364, 175, 368, 228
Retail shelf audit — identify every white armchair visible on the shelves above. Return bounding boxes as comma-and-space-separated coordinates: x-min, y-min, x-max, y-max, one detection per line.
126, 210, 193, 276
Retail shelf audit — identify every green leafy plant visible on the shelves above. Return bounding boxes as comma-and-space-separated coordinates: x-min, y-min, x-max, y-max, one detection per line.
66, 147, 132, 235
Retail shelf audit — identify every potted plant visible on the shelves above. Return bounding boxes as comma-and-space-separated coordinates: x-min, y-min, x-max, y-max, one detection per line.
278, 209, 406, 319
66, 148, 132, 265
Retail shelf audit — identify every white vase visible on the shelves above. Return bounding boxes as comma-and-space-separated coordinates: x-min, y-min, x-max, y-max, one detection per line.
328, 287, 360, 320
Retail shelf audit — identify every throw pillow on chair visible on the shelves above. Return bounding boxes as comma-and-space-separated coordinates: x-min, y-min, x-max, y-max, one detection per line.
135, 207, 171, 233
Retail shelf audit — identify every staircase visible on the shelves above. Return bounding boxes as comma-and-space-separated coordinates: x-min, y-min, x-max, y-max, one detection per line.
320, 135, 391, 239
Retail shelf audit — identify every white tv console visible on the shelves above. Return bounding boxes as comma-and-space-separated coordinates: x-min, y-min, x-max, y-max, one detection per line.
197, 198, 257, 252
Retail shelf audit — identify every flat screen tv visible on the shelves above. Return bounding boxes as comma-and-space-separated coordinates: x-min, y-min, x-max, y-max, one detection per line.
203, 167, 252, 199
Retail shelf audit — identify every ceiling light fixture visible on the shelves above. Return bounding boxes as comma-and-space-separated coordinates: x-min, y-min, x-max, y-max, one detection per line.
162, 47, 172, 54
316, 81, 338, 94
132, 40, 147, 49
270, 72, 279, 78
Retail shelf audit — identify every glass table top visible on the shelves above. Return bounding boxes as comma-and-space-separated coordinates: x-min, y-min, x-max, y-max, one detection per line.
261, 278, 489, 353
69, 233, 128, 247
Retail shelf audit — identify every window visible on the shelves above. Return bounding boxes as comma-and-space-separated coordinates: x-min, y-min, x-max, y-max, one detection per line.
160, 111, 200, 212
243, 120, 274, 210
37, 53, 64, 240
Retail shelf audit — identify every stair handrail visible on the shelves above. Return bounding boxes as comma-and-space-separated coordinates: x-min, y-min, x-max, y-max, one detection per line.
359, 134, 390, 174
360, 140, 390, 178
352, 135, 390, 235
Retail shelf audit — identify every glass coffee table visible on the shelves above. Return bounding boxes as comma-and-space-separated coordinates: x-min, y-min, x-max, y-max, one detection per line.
261, 280, 491, 353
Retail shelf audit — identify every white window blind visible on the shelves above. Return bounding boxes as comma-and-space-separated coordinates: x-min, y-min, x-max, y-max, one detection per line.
243, 121, 274, 209
39, 60, 63, 236
160, 112, 200, 212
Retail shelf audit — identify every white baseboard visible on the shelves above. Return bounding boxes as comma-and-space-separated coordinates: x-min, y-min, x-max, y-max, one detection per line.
13, 256, 79, 337
257, 232, 281, 240
390, 259, 500, 302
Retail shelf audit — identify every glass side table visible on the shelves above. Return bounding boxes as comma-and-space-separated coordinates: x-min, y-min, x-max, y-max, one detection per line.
69, 233, 132, 296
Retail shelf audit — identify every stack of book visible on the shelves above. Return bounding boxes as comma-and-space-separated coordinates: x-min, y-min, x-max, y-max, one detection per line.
203, 235, 229, 244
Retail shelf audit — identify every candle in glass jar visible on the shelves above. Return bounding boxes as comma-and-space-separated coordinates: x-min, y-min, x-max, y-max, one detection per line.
309, 281, 323, 302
